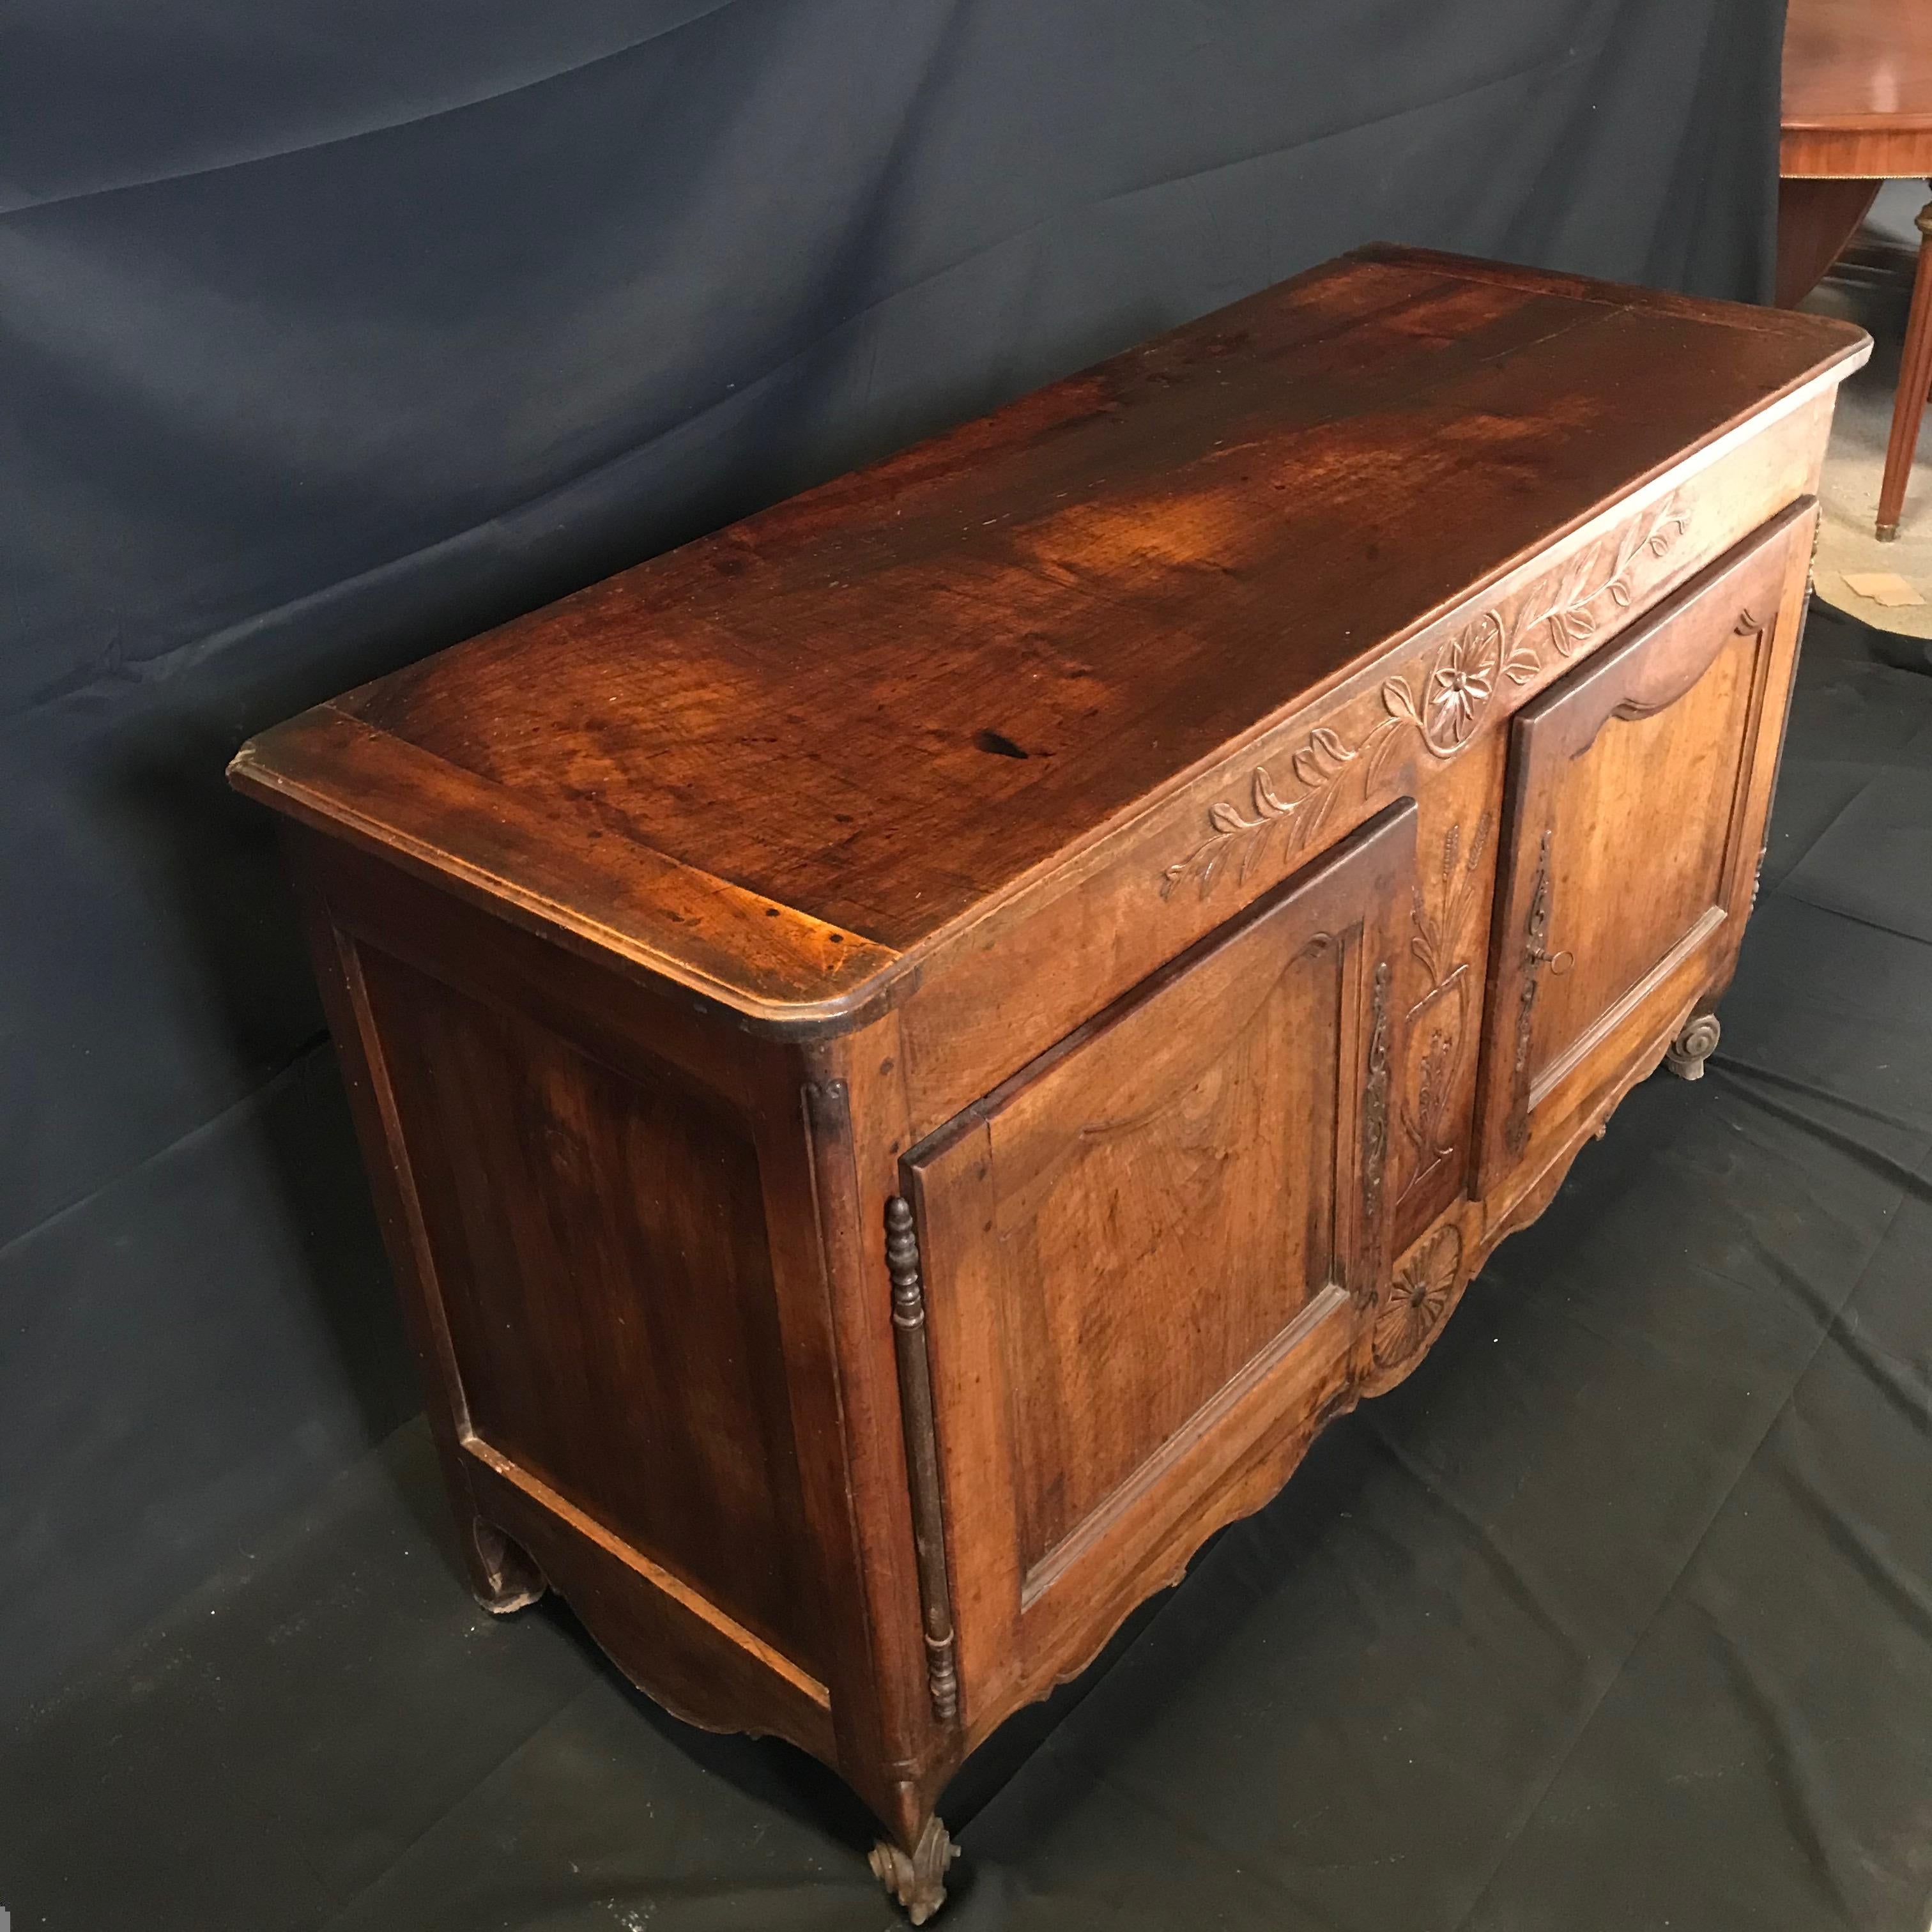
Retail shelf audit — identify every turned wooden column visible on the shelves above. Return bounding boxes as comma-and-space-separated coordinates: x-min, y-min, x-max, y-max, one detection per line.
1878, 186, 1932, 541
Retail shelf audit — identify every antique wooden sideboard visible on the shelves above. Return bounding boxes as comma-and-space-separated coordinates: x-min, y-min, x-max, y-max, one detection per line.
230, 248, 1867, 1922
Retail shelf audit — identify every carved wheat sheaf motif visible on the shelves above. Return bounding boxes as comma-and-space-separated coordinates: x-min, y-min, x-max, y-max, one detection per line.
1402, 1024, 1457, 1188
1397, 812, 1492, 1202
1408, 810, 1492, 993
1161, 496, 1689, 900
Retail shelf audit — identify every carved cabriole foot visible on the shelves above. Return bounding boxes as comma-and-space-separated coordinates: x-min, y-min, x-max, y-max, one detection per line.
468, 1516, 548, 1614
870, 1816, 960, 1925
1664, 1011, 1721, 1083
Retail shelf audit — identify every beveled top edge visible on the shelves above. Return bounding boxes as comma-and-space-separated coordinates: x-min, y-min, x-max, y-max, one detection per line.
229, 707, 910, 1038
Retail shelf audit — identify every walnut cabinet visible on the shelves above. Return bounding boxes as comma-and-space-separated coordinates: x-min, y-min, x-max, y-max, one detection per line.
230, 249, 1866, 1922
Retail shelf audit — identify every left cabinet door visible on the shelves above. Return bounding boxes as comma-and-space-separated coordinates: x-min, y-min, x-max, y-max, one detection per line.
903, 799, 1416, 1740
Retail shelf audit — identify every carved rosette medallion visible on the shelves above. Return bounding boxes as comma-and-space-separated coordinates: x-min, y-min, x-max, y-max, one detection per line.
1371, 1224, 1463, 1377
1160, 495, 1689, 900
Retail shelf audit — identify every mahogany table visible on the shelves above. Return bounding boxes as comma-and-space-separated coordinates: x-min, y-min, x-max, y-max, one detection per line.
1778, 0, 1932, 537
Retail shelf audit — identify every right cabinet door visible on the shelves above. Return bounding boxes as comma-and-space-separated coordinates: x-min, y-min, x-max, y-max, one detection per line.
1475, 498, 1815, 1190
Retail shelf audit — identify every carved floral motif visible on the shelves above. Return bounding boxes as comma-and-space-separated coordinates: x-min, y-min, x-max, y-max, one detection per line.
1425, 627, 1493, 746
1372, 1225, 1463, 1374
1160, 495, 1689, 900
1379, 610, 1536, 760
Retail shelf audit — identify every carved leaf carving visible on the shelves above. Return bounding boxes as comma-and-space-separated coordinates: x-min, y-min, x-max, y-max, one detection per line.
1381, 677, 1424, 731
1529, 494, 1690, 659
1394, 810, 1490, 1208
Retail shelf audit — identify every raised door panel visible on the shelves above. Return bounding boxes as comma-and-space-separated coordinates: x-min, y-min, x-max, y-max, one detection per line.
1476, 500, 1815, 1190
906, 801, 1416, 1737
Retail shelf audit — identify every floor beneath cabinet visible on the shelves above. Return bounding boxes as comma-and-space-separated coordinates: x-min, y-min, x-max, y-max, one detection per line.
6, 598, 1932, 1932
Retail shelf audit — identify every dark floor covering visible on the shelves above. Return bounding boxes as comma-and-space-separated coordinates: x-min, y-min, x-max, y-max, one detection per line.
5, 600, 1931, 1932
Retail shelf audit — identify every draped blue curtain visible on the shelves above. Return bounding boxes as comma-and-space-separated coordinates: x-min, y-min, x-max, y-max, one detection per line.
0, 0, 1784, 1713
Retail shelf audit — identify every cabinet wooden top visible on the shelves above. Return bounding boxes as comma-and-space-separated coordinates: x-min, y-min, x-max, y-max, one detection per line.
233, 247, 1865, 1030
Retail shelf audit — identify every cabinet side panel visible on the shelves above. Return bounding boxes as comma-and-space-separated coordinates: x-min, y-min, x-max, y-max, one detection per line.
358, 946, 825, 1679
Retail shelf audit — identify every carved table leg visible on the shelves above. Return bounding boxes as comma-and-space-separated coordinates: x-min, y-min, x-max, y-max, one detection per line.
1878, 185, 1932, 542
468, 1516, 548, 1614
870, 1816, 960, 1924
1664, 1011, 1722, 1083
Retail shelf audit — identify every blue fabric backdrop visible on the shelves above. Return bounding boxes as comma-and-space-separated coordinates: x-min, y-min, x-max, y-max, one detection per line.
0, 0, 1784, 1715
